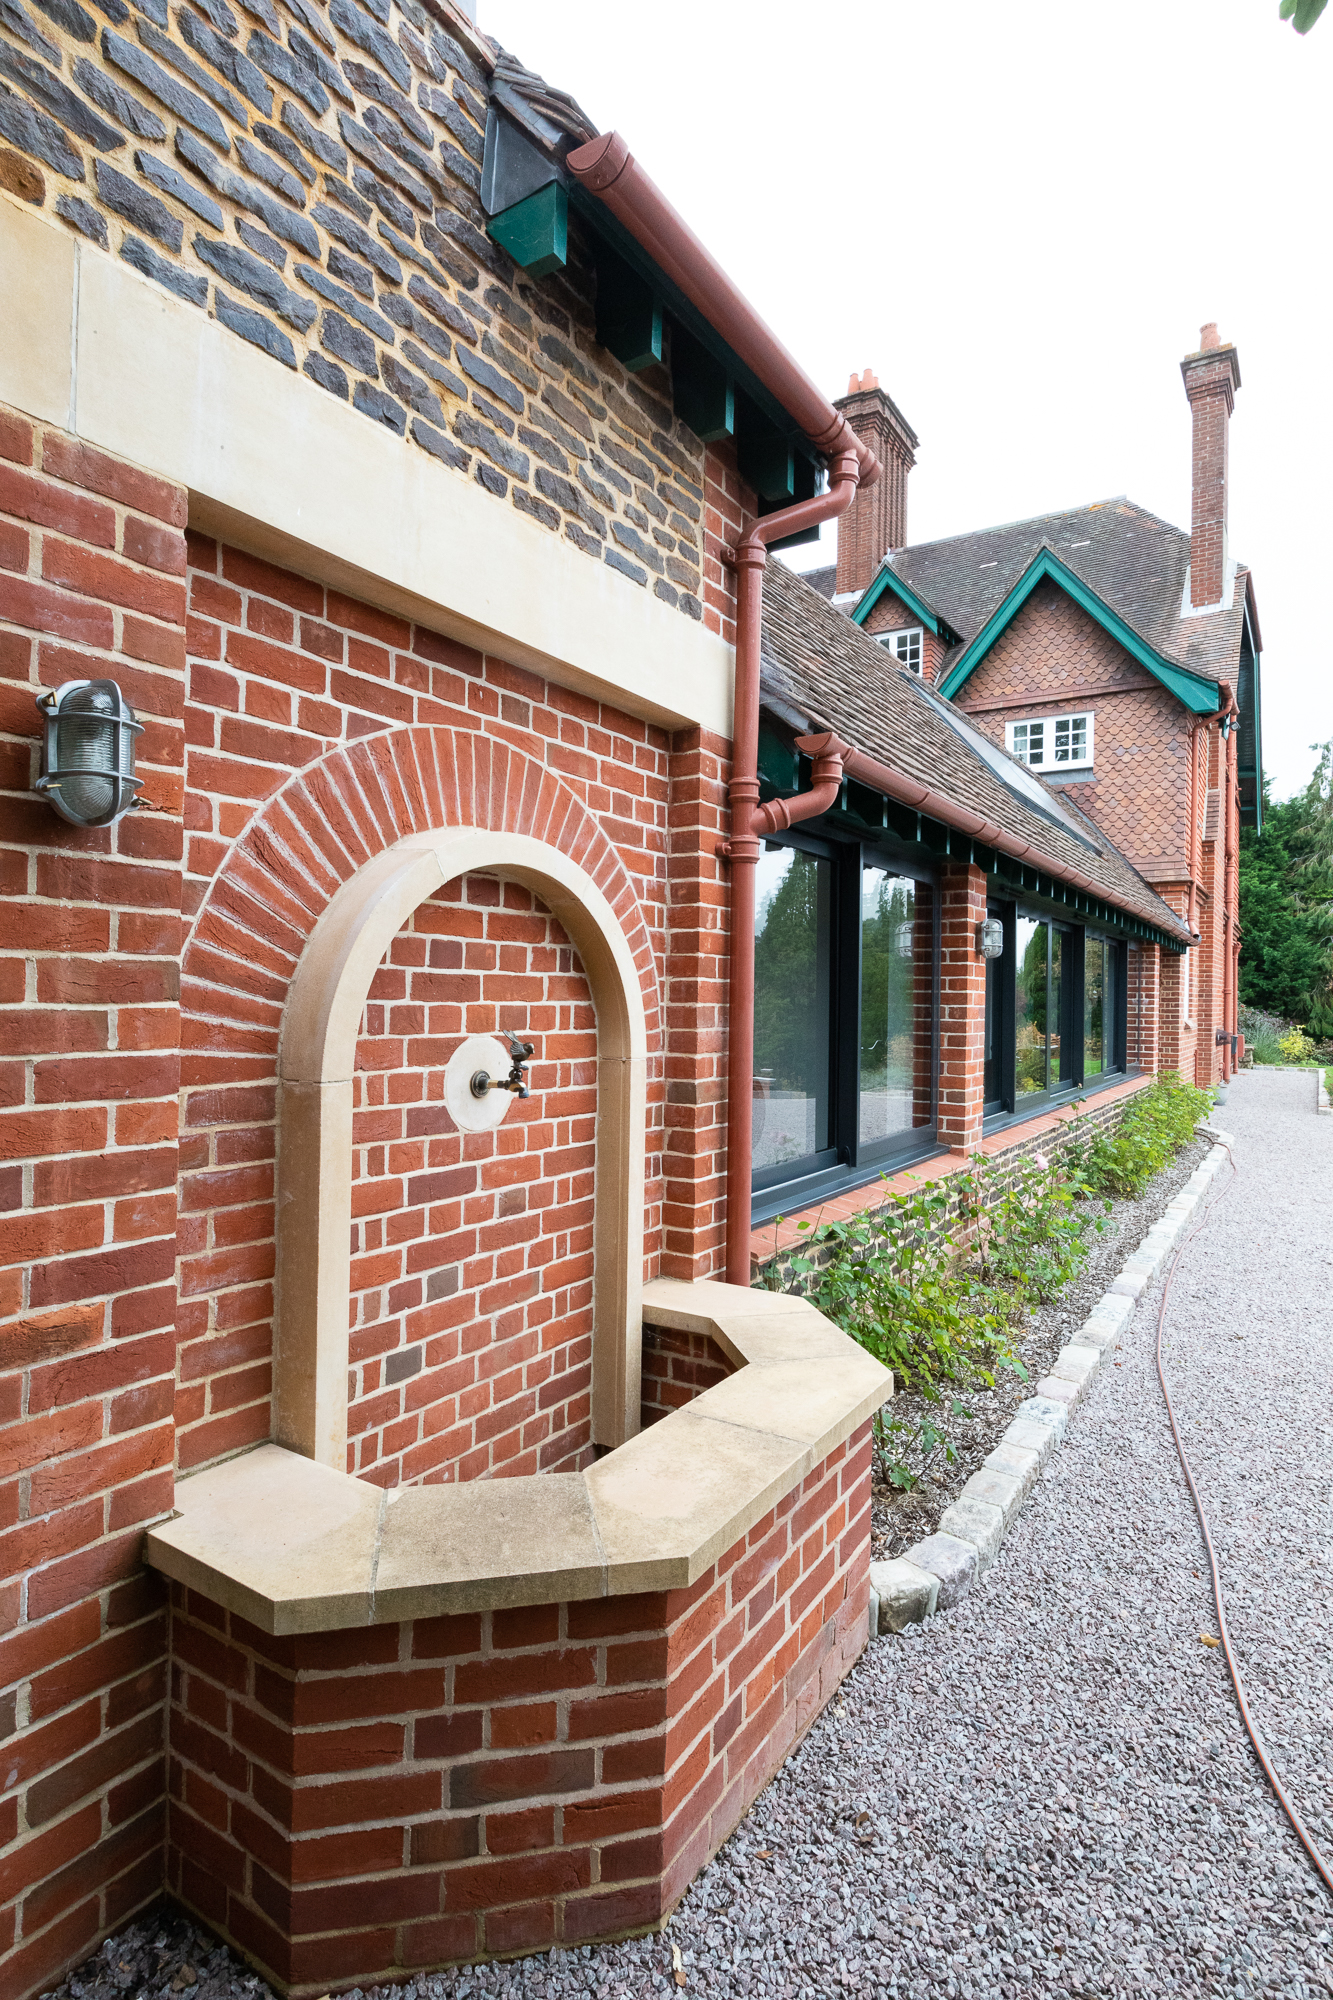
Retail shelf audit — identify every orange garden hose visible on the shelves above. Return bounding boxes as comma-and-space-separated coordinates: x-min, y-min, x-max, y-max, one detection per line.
1155, 1138, 1333, 1898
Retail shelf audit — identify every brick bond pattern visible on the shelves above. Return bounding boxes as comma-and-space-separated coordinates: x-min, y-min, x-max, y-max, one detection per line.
163, 1429, 871, 1992
347, 877, 598, 1486
175, 539, 699, 1478
937, 862, 988, 1153
638, 1326, 731, 1432
0, 387, 747, 1991
0, 0, 722, 624
0, 406, 189, 2000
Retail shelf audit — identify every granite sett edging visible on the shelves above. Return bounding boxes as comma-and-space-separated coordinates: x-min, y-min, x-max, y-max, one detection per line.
867, 1124, 1235, 1639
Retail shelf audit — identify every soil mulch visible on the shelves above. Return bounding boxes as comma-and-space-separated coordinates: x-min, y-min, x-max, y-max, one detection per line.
867, 1134, 1211, 1562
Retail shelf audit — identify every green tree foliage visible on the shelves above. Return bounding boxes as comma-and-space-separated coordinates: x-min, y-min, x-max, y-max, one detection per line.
753, 848, 826, 1093
1239, 742, 1333, 1036
1279, 0, 1326, 31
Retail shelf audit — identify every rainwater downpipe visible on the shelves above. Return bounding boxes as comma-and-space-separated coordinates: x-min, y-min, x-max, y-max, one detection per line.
562, 132, 881, 1287
1222, 695, 1240, 1079
721, 451, 866, 1286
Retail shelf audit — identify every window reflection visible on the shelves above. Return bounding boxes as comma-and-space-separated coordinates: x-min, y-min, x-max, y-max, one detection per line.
1084, 937, 1106, 1076
1015, 918, 1049, 1094
859, 869, 932, 1148
752, 846, 831, 1173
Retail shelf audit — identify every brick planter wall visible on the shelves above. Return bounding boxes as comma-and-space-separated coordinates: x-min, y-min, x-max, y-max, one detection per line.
639, 1326, 733, 1431
163, 1427, 871, 1995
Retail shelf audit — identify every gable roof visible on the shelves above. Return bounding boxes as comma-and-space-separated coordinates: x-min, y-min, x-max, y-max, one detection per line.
935, 546, 1221, 714
759, 560, 1194, 948
853, 497, 1248, 708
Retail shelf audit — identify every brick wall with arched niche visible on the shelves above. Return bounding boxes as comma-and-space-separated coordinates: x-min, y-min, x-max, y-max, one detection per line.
347, 872, 598, 1488
178, 728, 663, 1483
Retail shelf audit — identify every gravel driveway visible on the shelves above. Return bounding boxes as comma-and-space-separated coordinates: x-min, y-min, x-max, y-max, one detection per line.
47, 1071, 1333, 2000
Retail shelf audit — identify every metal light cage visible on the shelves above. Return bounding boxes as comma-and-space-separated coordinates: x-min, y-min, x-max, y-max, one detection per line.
36, 679, 144, 828
892, 919, 917, 961
976, 916, 1005, 959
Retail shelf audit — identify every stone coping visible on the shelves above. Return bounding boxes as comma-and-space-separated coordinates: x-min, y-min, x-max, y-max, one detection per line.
751, 1074, 1154, 1267
144, 1279, 891, 1636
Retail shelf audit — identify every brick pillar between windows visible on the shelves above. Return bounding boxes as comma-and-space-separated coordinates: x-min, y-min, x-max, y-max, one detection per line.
1158, 949, 1184, 1074
1127, 942, 1160, 1075
937, 862, 988, 1153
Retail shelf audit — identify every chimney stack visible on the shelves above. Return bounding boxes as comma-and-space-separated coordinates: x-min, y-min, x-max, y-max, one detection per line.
1181, 323, 1241, 611
833, 370, 918, 599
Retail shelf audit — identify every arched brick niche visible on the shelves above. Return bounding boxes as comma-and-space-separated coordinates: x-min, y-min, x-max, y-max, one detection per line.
347, 875, 598, 1487
344, 876, 592, 1488
178, 730, 661, 1476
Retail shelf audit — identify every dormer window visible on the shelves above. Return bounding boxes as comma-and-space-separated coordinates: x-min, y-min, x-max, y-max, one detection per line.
877, 626, 922, 673
1006, 710, 1094, 772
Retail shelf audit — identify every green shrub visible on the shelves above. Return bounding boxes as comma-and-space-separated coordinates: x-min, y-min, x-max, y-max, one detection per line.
1063, 1072, 1212, 1199
786, 1179, 1016, 1400
769, 1075, 1206, 1488
1278, 1026, 1319, 1063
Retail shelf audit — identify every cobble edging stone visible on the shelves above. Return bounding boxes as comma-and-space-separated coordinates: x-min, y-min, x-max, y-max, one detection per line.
867, 1123, 1235, 1638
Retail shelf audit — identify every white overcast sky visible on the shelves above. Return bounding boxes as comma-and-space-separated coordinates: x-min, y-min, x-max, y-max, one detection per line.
483, 0, 1331, 802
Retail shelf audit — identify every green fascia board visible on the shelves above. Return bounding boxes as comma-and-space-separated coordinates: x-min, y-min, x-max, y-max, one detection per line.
852, 564, 942, 635
937, 549, 1221, 715
488, 183, 567, 278
566, 183, 809, 451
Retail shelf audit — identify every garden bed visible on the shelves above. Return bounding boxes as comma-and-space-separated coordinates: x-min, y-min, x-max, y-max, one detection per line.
867, 1133, 1211, 1562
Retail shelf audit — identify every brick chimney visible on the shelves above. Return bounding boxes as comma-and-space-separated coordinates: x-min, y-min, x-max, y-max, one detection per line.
833, 369, 918, 598
1180, 323, 1241, 610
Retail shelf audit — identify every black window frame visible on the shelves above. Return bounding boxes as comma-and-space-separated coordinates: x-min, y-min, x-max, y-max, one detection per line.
982, 901, 1132, 1133
750, 829, 940, 1225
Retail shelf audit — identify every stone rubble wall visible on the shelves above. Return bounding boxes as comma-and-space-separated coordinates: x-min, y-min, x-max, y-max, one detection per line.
0, 0, 717, 624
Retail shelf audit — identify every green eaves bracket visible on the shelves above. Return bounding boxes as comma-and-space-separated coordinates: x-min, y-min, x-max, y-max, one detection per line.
488, 183, 568, 279
852, 564, 945, 636
938, 547, 1221, 715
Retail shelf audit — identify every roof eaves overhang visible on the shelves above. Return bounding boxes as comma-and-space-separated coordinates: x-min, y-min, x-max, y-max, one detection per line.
851, 562, 956, 642
480, 105, 845, 525
937, 546, 1222, 716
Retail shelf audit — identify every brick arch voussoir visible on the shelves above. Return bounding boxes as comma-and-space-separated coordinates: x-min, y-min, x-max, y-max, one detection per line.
182, 726, 663, 1057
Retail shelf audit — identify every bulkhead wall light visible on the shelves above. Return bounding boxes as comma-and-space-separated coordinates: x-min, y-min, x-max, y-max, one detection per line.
892, 919, 916, 960
976, 917, 1005, 959
35, 679, 143, 828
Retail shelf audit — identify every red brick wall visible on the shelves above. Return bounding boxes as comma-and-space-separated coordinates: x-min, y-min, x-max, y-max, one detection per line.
0, 405, 187, 1999
638, 1327, 733, 1430
937, 862, 988, 1152
348, 877, 597, 1487
1127, 941, 1161, 1075
661, 728, 730, 1282
701, 441, 745, 649
1182, 348, 1236, 610
176, 539, 679, 1481
164, 1427, 871, 1995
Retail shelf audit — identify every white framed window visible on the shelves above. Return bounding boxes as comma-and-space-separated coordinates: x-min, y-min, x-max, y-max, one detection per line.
1005, 710, 1094, 772
876, 626, 923, 673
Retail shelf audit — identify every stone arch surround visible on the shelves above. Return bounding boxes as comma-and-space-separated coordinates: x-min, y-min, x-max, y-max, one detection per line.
179, 728, 662, 1471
